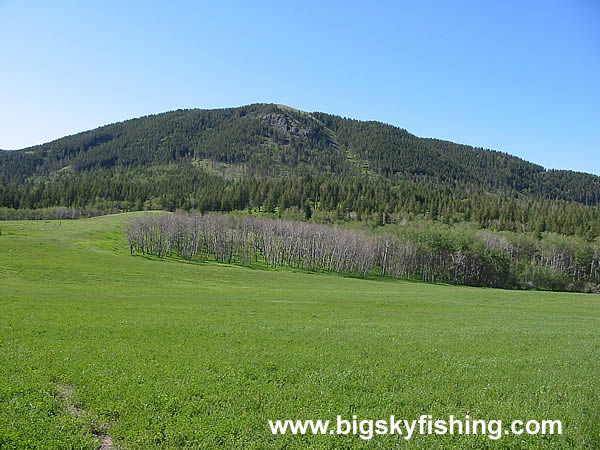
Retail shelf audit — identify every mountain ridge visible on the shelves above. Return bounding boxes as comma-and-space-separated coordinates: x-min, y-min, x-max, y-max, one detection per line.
1, 103, 600, 206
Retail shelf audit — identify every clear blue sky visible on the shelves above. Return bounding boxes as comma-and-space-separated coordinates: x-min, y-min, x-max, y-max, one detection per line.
1, 0, 599, 173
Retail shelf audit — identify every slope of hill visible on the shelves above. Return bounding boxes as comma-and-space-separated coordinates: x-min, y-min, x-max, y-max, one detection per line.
2, 103, 599, 205
2, 104, 600, 239
0, 104, 344, 183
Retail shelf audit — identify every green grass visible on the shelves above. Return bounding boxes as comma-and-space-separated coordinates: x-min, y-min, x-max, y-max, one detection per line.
0, 213, 599, 448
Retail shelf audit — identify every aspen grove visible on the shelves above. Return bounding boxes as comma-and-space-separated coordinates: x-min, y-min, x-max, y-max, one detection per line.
127, 213, 600, 292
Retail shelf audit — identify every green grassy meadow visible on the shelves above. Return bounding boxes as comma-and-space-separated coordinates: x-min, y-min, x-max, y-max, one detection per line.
1, 213, 599, 448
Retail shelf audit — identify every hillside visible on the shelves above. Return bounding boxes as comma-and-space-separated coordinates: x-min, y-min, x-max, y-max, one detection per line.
2, 104, 600, 239
2, 103, 600, 204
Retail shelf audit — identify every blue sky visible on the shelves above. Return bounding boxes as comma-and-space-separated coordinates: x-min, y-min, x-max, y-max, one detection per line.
1, 0, 599, 173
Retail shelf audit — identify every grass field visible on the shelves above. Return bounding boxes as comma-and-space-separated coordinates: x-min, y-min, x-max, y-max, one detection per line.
0, 213, 599, 448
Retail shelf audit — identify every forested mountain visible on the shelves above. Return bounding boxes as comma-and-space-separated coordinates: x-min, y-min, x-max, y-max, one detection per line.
2, 103, 599, 203
0, 104, 344, 184
2, 103, 600, 239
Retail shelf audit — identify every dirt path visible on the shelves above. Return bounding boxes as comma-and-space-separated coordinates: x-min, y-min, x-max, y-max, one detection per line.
58, 384, 115, 449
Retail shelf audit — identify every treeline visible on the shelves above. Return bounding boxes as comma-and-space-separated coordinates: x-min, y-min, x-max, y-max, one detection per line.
2, 165, 600, 239
0, 207, 110, 221
127, 213, 600, 293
